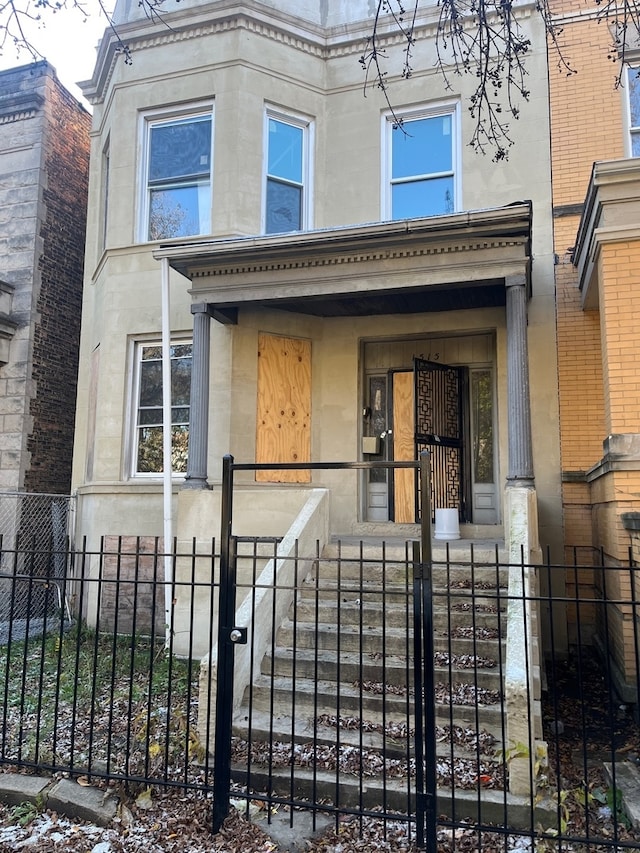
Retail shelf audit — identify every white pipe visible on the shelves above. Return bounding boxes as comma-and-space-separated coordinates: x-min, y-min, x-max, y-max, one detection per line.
161, 257, 173, 646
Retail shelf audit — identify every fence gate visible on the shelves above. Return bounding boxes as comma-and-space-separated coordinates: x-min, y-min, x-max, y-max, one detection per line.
211, 454, 437, 849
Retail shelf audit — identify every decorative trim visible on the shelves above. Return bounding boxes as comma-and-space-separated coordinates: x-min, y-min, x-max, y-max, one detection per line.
0, 92, 43, 124
188, 238, 525, 280
553, 203, 584, 218
561, 470, 587, 483
84, 0, 537, 104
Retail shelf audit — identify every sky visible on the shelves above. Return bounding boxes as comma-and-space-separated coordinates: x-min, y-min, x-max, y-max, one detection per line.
0, 4, 112, 108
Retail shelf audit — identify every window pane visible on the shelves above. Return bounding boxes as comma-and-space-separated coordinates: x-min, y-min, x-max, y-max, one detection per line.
392, 176, 454, 219
149, 185, 209, 240
137, 426, 163, 473
149, 117, 211, 182
628, 68, 640, 128
139, 408, 161, 426
266, 178, 302, 233
137, 426, 189, 474
171, 357, 192, 406
392, 115, 452, 179
139, 360, 163, 407
135, 342, 192, 474
632, 131, 640, 157
472, 370, 494, 484
268, 119, 303, 182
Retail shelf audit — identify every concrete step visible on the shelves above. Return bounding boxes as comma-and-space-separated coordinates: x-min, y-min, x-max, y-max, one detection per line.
243, 674, 505, 737
291, 599, 506, 633
231, 709, 505, 762
283, 601, 505, 633
229, 763, 550, 830
262, 647, 503, 691
276, 618, 504, 653
305, 560, 508, 588
323, 539, 507, 565
275, 619, 505, 662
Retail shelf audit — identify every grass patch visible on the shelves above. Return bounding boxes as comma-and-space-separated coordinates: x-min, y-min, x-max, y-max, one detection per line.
0, 624, 202, 784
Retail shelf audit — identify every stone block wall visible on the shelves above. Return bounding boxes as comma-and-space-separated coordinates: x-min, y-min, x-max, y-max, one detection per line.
0, 62, 90, 495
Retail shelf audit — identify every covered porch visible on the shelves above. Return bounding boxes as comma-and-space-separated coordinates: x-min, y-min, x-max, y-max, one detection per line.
154, 203, 539, 562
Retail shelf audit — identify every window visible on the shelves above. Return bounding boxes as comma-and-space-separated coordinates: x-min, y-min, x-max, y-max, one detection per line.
141, 107, 213, 241
132, 341, 192, 475
627, 67, 640, 156
384, 105, 459, 220
264, 110, 312, 233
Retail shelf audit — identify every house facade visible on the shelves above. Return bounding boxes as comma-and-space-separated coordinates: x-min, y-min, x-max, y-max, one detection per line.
549, 0, 640, 698
73, 0, 562, 566
0, 62, 90, 497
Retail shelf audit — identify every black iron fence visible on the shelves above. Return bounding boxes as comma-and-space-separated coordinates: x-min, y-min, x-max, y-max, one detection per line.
0, 520, 640, 848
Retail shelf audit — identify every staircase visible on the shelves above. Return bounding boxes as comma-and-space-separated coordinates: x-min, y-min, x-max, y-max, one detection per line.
230, 538, 537, 825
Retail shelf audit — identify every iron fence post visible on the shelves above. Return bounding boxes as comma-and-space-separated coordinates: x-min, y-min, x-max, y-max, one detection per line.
212, 454, 236, 833
415, 450, 437, 851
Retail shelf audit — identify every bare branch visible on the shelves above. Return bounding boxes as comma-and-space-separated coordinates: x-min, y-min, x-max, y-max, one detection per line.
593, 0, 640, 87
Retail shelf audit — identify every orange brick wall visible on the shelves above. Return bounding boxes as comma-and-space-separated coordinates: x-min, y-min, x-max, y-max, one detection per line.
548, 6, 625, 208
598, 240, 640, 434
550, 4, 628, 554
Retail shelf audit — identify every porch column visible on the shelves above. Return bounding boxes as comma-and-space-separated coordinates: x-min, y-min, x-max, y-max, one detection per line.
183, 302, 214, 490
505, 274, 534, 484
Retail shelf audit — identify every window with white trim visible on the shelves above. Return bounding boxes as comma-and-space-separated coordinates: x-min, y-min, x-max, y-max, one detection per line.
132, 341, 192, 475
384, 105, 459, 220
140, 107, 213, 241
264, 110, 312, 234
627, 67, 640, 156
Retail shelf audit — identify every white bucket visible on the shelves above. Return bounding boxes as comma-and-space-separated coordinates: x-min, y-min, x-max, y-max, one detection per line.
434, 507, 460, 540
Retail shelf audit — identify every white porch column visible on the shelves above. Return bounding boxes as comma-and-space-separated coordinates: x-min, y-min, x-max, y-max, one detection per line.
183, 302, 214, 490
505, 273, 534, 485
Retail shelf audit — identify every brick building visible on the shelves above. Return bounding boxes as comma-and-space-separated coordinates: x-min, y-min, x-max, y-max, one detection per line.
0, 62, 90, 496
549, 0, 640, 697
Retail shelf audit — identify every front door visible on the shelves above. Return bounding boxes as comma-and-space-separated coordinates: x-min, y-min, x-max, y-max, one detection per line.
391, 359, 469, 523
363, 338, 498, 525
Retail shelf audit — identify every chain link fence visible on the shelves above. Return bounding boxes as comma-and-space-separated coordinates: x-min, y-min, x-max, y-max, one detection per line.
0, 492, 75, 637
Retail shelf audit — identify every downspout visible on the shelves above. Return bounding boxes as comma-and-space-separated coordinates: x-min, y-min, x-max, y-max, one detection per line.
161, 257, 173, 646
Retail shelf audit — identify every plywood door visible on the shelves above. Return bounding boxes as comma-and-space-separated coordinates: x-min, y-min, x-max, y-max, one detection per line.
256, 333, 311, 483
392, 370, 415, 523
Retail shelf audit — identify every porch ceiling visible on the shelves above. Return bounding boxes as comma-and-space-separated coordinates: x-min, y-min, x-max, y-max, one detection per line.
154, 202, 532, 319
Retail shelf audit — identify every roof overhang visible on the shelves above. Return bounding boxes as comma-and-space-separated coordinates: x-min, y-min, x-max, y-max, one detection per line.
574, 158, 640, 309
154, 203, 533, 319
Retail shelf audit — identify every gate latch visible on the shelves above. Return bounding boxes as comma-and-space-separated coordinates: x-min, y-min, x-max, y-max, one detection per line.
229, 627, 248, 645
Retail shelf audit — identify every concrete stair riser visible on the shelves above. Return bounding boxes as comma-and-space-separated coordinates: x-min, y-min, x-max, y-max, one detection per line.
242, 675, 505, 736
304, 562, 508, 587
275, 620, 505, 660
262, 650, 502, 691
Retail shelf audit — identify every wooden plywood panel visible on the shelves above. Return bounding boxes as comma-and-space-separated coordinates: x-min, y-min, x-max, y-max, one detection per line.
392, 370, 415, 523
256, 333, 311, 483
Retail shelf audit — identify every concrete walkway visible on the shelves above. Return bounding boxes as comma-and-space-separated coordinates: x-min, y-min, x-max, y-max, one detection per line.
0, 773, 118, 826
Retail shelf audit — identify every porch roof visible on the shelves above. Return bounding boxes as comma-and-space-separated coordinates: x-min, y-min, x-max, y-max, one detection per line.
154, 202, 532, 319
573, 158, 640, 310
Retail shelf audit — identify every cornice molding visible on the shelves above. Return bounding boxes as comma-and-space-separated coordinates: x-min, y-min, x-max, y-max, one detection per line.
574, 158, 640, 307
153, 204, 532, 307
0, 92, 44, 124
82, 0, 537, 105
187, 237, 526, 280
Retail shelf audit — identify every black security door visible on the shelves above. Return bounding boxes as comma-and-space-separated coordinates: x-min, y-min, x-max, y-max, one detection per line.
413, 357, 469, 522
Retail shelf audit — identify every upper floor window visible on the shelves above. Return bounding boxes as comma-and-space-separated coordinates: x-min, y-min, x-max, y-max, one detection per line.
384, 104, 460, 220
627, 67, 640, 156
264, 110, 312, 234
132, 340, 192, 476
140, 106, 213, 241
